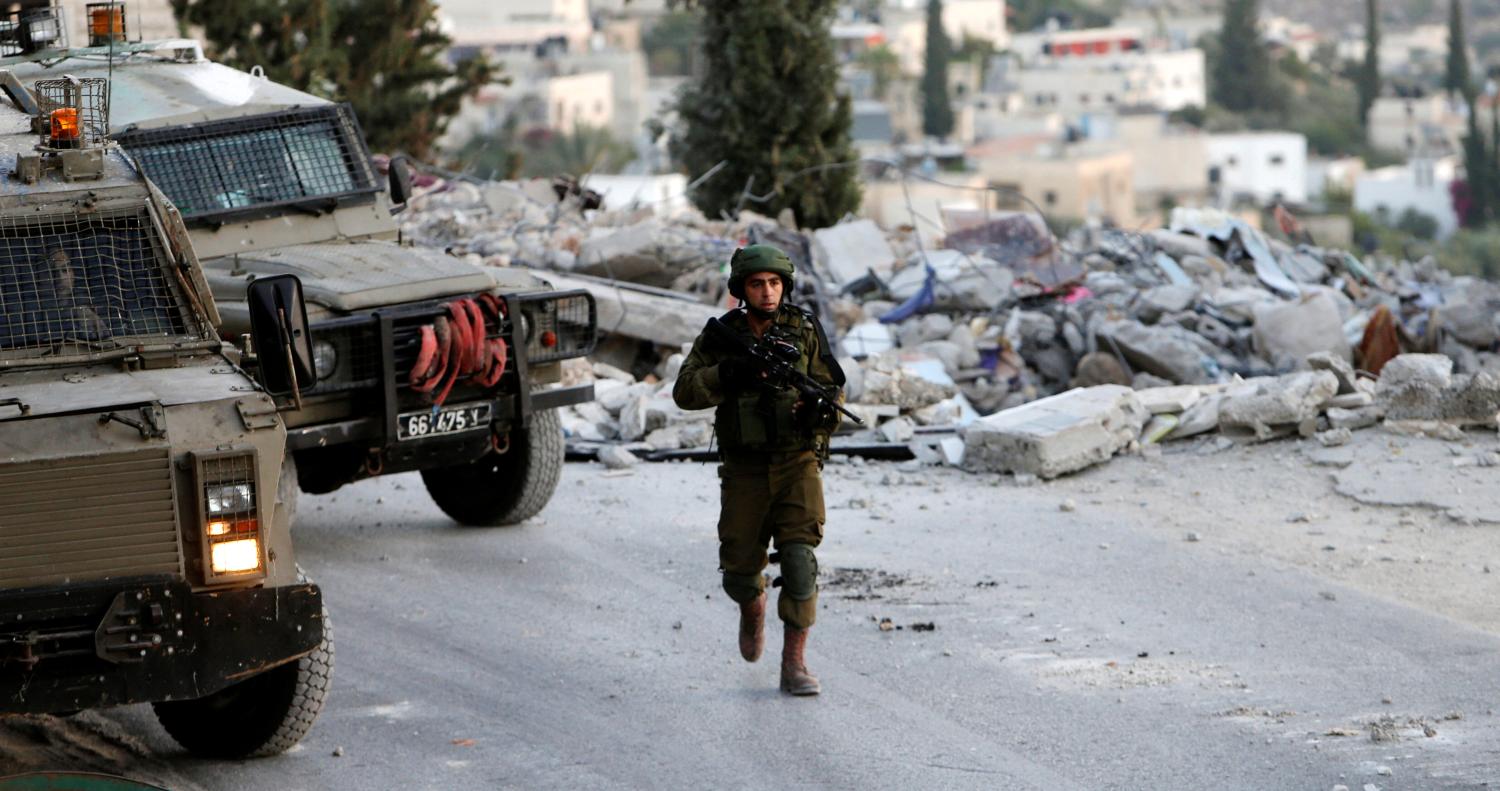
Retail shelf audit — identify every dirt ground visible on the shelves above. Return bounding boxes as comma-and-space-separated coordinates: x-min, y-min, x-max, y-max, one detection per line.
954, 425, 1500, 636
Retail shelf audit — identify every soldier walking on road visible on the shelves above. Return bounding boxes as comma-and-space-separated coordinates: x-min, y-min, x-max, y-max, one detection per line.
672, 244, 844, 696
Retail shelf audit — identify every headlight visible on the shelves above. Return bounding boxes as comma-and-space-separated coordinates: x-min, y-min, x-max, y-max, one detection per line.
312, 339, 338, 379
205, 483, 254, 516
194, 452, 265, 582
210, 538, 263, 574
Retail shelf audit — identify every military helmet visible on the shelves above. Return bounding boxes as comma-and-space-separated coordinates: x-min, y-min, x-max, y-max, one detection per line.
727, 244, 795, 299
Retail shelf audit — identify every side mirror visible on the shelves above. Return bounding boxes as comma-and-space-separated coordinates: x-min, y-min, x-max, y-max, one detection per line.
388, 154, 414, 211
246, 275, 317, 404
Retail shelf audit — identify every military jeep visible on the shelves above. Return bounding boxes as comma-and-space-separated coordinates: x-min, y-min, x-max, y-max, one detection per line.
0, 57, 329, 757
8, 41, 599, 526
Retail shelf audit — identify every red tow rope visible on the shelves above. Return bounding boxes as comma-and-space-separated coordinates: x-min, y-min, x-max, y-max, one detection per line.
409, 295, 508, 406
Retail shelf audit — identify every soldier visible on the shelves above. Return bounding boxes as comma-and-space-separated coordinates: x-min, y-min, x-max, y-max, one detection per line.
672, 244, 844, 696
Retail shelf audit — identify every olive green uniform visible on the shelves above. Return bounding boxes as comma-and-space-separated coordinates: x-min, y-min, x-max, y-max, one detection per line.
673, 305, 841, 629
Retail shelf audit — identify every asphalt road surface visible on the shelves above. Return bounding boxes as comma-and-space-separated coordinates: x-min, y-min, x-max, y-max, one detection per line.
14, 452, 1500, 790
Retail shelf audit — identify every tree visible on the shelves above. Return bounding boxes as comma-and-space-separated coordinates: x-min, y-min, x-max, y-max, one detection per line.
1212, 0, 1282, 114
1458, 105, 1494, 227
1446, 0, 1473, 99
642, 11, 700, 77
921, 0, 954, 139
669, 0, 860, 229
856, 45, 900, 101
457, 123, 634, 181
1357, 0, 1381, 127
171, 0, 495, 159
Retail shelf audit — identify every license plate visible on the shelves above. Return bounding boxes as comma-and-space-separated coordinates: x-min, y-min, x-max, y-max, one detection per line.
397, 402, 492, 440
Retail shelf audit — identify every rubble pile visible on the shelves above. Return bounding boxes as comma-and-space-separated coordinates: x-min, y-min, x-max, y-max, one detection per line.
403, 179, 1500, 473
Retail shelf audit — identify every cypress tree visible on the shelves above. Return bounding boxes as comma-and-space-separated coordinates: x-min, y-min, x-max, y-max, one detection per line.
1446, 0, 1472, 99
172, 0, 495, 159
1212, 0, 1278, 113
670, 0, 861, 229
1357, 0, 1380, 128
921, 0, 955, 139
1460, 103, 1492, 227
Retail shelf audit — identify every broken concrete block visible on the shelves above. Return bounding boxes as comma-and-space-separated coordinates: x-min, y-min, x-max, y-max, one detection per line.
1378, 354, 1455, 421
843, 321, 896, 357
878, 416, 916, 443
812, 219, 898, 285
617, 395, 650, 441
1326, 405, 1383, 430
1315, 427, 1353, 447
1439, 297, 1500, 348
1253, 291, 1351, 371
559, 409, 606, 442
844, 403, 901, 427
1137, 284, 1199, 323
597, 445, 639, 470
1098, 320, 1218, 384
1306, 351, 1358, 395
677, 421, 713, 448
592, 362, 636, 383
1378, 354, 1454, 392
598, 380, 654, 415
1382, 419, 1466, 441
1142, 414, 1180, 444
939, 436, 966, 466
963, 385, 1149, 478
1326, 392, 1374, 409
645, 426, 684, 451
1439, 371, 1500, 426
1135, 385, 1203, 415
577, 221, 667, 281
1219, 371, 1339, 441
1168, 392, 1224, 439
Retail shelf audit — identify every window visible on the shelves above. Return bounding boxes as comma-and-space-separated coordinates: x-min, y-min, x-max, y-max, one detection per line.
1043, 190, 1058, 206
115, 105, 379, 222
1269, 154, 1285, 166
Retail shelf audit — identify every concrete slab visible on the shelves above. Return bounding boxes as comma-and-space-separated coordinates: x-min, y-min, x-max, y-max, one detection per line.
963, 385, 1149, 478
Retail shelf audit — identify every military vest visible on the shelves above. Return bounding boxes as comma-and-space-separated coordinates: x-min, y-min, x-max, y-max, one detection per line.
715, 307, 819, 453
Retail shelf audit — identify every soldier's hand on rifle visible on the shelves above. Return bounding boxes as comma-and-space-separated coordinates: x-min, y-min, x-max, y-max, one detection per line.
718, 357, 766, 391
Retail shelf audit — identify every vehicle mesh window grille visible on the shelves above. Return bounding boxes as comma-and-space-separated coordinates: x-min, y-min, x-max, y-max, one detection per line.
33, 76, 109, 147
0, 210, 186, 352
200, 454, 256, 520
115, 105, 379, 221
305, 319, 381, 393
523, 292, 597, 363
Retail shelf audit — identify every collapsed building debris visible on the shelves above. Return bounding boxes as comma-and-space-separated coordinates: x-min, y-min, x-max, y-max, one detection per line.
403, 178, 1500, 473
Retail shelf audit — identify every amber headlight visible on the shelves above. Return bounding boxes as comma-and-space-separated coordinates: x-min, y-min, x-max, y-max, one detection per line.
193, 452, 265, 582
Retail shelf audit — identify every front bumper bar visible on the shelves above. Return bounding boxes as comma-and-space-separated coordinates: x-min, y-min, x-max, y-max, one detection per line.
0, 578, 324, 715
286, 382, 594, 452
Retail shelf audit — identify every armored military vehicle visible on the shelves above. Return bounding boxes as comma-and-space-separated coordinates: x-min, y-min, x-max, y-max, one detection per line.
8, 35, 599, 527
0, 10, 329, 759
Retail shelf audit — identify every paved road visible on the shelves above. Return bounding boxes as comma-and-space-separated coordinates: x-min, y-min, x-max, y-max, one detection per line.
65, 460, 1500, 788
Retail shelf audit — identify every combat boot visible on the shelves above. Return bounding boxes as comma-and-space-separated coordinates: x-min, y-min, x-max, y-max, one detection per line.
738, 591, 766, 662
779, 625, 820, 696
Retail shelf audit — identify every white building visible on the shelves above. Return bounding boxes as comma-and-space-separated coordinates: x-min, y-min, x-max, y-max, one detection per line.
1366, 95, 1465, 158
881, 0, 1009, 75
1355, 157, 1461, 239
1012, 47, 1206, 115
1337, 24, 1459, 79
1206, 132, 1308, 205
434, 0, 592, 51
1306, 157, 1366, 202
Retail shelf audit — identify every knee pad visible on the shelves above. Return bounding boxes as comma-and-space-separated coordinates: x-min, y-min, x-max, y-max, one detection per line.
722, 571, 764, 604
778, 543, 818, 601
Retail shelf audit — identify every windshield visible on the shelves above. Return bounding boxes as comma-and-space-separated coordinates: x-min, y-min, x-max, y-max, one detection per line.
115, 105, 379, 221
0, 210, 188, 352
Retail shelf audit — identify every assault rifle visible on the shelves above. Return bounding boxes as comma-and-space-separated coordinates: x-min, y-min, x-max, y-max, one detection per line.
704, 317, 864, 426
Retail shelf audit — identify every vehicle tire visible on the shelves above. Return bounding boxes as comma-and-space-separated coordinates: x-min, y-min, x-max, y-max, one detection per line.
152, 574, 333, 759
421, 407, 565, 527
